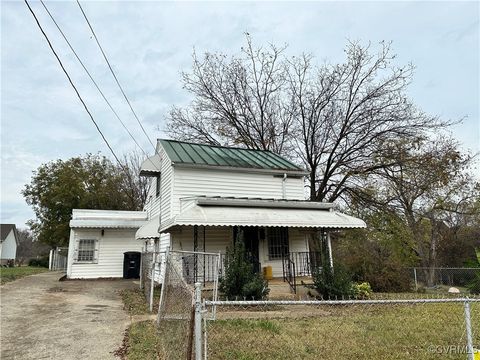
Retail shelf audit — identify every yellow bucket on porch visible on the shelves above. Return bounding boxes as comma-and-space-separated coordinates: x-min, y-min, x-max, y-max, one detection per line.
263, 266, 273, 280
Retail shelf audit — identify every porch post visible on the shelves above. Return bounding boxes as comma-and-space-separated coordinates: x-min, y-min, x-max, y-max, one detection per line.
326, 231, 334, 270
193, 225, 198, 282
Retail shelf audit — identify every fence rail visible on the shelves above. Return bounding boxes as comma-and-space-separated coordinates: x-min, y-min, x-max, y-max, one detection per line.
410, 267, 480, 293
201, 297, 480, 360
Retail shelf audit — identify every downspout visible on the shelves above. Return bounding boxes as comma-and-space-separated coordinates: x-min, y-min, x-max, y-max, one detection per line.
282, 173, 287, 199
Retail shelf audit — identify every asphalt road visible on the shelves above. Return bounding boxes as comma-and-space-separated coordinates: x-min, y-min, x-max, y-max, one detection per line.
0, 271, 137, 360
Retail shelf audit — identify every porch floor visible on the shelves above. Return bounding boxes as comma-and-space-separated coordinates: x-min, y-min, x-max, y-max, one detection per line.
201, 276, 315, 300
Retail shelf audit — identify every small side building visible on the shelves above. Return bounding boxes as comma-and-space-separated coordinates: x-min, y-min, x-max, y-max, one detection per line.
0, 224, 19, 265
66, 209, 147, 279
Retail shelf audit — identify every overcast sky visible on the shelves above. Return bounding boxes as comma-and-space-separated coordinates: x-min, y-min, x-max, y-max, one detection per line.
1, 1, 479, 228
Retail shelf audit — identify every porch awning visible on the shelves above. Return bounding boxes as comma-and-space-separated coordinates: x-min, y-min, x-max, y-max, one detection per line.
136, 215, 160, 239
160, 204, 366, 233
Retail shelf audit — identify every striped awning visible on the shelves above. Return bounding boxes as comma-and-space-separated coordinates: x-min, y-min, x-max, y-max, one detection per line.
135, 215, 160, 239
160, 201, 365, 233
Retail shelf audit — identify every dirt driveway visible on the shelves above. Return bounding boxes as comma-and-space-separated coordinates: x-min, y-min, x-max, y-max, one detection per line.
1, 271, 137, 360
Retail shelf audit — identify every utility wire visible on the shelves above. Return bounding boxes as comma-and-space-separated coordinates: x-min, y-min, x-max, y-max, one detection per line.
24, 0, 125, 170
76, 0, 156, 151
39, 0, 150, 160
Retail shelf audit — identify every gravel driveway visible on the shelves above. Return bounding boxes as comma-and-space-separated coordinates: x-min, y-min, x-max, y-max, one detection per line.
1, 271, 137, 360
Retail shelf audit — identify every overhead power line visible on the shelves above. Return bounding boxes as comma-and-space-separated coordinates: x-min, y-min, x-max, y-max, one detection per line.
76, 0, 156, 151
39, 0, 150, 160
24, 0, 124, 169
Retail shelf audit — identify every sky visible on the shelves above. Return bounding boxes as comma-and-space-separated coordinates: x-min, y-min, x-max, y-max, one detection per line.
1, 0, 479, 228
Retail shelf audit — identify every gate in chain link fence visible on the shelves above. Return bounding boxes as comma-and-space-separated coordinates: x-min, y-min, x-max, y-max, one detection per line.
410, 267, 480, 294
48, 247, 68, 272
156, 249, 221, 359
140, 251, 164, 312
201, 298, 480, 360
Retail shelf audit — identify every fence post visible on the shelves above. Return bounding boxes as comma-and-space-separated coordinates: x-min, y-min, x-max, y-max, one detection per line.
464, 298, 474, 360
413, 268, 418, 291
149, 252, 156, 312
194, 282, 203, 360
157, 246, 169, 325
139, 246, 143, 290
49, 249, 53, 270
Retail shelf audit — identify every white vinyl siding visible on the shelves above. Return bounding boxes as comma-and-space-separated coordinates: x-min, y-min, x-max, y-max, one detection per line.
68, 228, 143, 279
170, 167, 305, 218
171, 226, 232, 254
0, 229, 17, 261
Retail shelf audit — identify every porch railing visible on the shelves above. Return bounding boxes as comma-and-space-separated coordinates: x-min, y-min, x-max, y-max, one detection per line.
282, 256, 297, 293
282, 252, 322, 293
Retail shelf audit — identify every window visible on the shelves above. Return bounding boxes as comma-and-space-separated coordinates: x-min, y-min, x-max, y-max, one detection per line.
155, 174, 161, 197
76, 239, 96, 262
267, 227, 289, 260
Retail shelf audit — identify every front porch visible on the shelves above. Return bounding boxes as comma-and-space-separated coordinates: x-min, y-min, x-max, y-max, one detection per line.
168, 238, 323, 296
150, 196, 366, 294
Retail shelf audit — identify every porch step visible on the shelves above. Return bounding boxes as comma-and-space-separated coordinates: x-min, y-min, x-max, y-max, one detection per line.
268, 282, 297, 300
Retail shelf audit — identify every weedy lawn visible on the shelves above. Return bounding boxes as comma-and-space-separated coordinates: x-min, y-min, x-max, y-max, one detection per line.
206, 302, 480, 360
0, 266, 48, 285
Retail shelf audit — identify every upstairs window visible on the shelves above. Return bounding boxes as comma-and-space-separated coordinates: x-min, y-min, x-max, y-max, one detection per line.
76, 239, 97, 262
156, 174, 161, 197
267, 227, 289, 260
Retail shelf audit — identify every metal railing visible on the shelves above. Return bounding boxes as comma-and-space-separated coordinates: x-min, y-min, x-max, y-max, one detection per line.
282, 252, 322, 293
282, 256, 297, 293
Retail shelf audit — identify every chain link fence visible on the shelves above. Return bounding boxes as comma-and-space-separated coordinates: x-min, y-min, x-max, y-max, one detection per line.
202, 298, 480, 360
153, 253, 480, 359
140, 251, 163, 312
156, 249, 221, 359
410, 267, 480, 294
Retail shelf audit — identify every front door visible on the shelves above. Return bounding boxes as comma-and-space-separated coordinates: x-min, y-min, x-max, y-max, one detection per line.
123, 252, 141, 279
234, 226, 260, 273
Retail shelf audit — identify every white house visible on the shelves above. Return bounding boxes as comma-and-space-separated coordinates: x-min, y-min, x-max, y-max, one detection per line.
66, 210, 148, 279
0, 224, 19, 265
66, 139, 366, 282
135, 139, 366, 282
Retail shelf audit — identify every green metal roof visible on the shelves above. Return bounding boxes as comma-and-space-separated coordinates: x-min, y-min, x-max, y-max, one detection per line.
159, 139, 306, 173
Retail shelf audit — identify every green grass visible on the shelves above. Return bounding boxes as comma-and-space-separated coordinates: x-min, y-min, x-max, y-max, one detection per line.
0, 266, 48, 285
120, 287, 162, 315
124, 321, 161, 360
207, 303, 480, 360
121, 293, 480, 360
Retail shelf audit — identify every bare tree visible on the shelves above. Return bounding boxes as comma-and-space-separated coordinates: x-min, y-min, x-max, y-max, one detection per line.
167, 34, 293, 155
119, 150, 150, 211
287, 41, 452, 202
167, 37, 453, 203
16, 228, 49, 265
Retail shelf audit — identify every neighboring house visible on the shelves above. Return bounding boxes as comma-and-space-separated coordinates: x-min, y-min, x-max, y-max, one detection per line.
135, 139, 366, 280
0, 224, 19, 265
66, 210, 148, 279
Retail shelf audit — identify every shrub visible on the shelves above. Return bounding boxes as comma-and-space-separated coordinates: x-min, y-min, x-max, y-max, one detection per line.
311, 262, 354, 299
28, 255, 49, 268
467, 271, 480, 295
352, 282, 373, 299
220, 239, 269, 300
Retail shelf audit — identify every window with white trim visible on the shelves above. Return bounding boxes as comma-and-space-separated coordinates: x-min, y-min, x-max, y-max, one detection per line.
267, 227, 289, 260
76, 239, 97, 262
